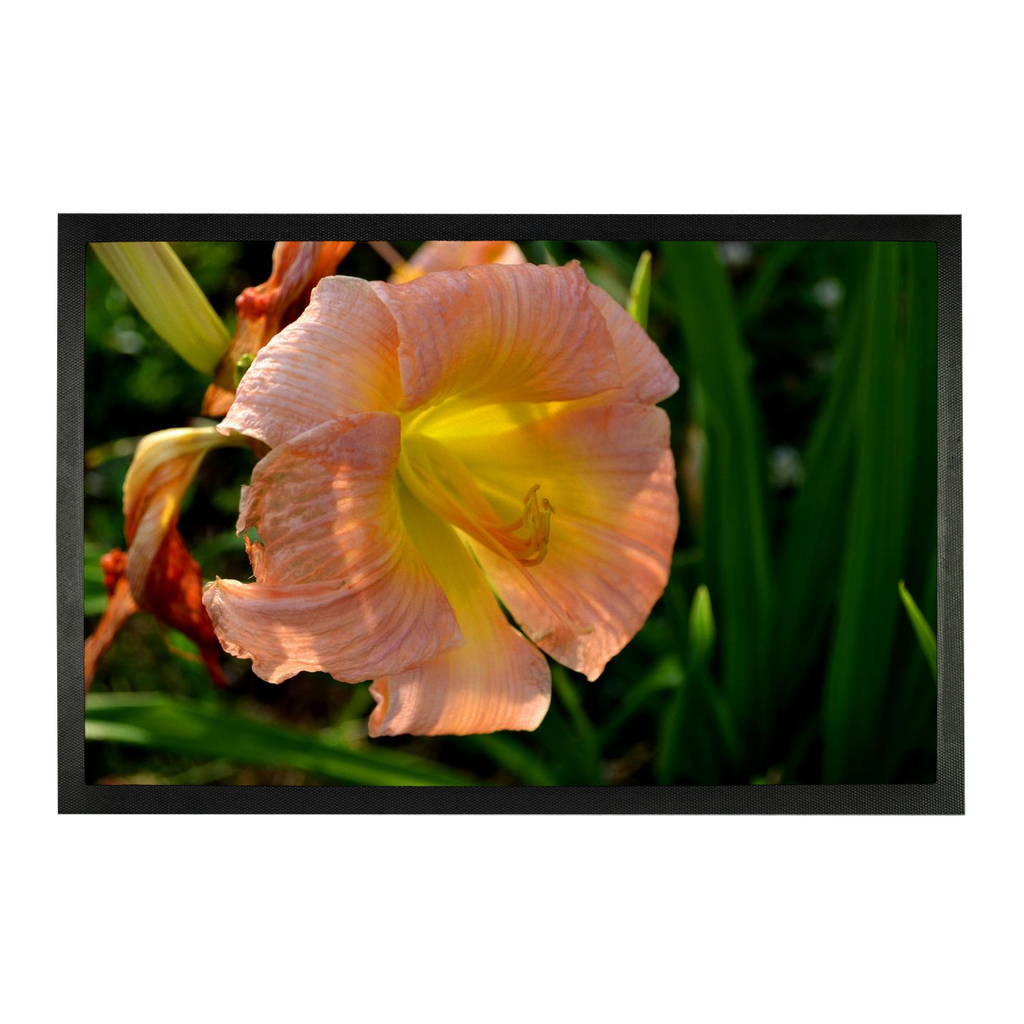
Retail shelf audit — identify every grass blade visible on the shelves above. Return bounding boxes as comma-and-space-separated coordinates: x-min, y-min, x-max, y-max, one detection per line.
821, 243, 907, 781
899, 243, 939, 633
773, 244, 870, 697
661, 242, 773, 756
898, 581, 937, 679
881, 243, 939, 776
85, 692, 475, 786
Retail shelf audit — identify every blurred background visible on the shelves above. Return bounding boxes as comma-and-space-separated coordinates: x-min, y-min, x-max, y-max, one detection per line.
84, 240, 937, 786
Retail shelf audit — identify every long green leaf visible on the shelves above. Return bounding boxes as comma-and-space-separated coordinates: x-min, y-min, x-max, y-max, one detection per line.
822, 243, 908, 781
900, 243, 939, 578
897, 242, 939, 676
897, 581, 937, 679
661, 242, 773, 755
85, 692, 474, 786
881, 244, 939, 776
773, 244, 870, 698
882, 555, 938, 781
91, 242, 231, 375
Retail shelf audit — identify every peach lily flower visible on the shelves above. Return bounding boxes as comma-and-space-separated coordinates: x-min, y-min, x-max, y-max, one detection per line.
204, 262, 679, 737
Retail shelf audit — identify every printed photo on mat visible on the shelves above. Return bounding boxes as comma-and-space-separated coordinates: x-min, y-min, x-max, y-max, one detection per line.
83, 240, 938, 786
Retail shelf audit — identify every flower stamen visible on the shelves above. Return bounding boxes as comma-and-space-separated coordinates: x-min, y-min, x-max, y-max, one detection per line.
494, 485, 554, 566
398, 435, 554, 568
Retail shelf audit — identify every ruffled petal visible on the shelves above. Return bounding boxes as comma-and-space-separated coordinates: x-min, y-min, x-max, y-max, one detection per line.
451, 402, 678, 681
203, 413, 461, 684
220, 276, 402, 448
203, 241, 356, 416
370, 262, 620, 412
368, 488, 550, 737
587, 284, 679, 405
391, 240, 526, 283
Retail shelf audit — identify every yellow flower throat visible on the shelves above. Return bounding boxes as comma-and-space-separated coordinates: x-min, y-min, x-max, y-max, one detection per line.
397, 425, 554, 569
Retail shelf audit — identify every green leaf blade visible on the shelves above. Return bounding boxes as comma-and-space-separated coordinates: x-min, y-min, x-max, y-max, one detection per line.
661, 242, 773, 756
898, 581, 937, 679
85, 692, 476, 787
773, 244, 870, 697
91, 242, 231, 375
821, 242, 909, 782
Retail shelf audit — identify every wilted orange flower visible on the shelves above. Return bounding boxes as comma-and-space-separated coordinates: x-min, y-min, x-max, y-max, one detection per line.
204, 262, 679, 736
204, 241, 355, 415
84, 428, 246, 688
84, 550, 138, 687
87, 241, 353, 687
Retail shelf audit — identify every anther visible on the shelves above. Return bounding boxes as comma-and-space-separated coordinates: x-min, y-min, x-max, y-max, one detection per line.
496, 484, 554, 566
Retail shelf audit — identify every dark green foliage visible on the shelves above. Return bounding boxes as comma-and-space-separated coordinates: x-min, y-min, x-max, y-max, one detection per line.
86, 693, 474, 786
661, 243, 773, 757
